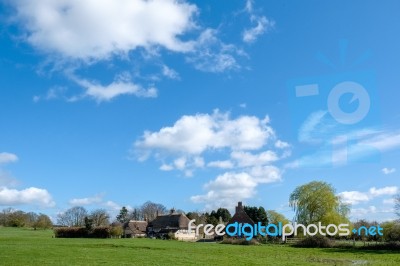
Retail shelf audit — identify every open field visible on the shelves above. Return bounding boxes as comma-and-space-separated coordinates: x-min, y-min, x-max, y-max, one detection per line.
0, 227, 399, 266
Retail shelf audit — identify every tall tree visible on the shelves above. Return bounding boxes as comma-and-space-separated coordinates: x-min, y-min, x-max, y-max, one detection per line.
289, 181, 349, 225
243, 206, 268, 225
57, 206, 88, 227
116, 207, 129, 223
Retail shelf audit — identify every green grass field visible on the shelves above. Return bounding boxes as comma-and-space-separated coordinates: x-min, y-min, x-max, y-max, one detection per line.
0, 227, 399, 266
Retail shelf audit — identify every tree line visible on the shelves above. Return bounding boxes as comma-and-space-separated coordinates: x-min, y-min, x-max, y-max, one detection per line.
0, 208, 52, 229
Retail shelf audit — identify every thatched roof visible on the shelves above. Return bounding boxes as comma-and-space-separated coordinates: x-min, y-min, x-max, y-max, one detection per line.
227, 202, 255, 225
124, 220, 148, 235
149, 212, 192, 230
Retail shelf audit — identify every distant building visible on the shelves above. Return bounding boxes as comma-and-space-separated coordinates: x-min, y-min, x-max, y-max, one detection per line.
124, 220, 148, 238
226, 202, 254, 236
147, 209, 196, 241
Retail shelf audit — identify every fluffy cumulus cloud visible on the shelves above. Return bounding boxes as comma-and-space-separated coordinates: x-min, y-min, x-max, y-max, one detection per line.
11, 0, 197, 60
0, 187, 55, 207
135, 110, 289, 210
135, 110, 275, 157
338, 186, 399, 205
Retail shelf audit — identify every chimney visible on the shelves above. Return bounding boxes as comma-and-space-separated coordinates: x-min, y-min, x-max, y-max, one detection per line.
236, 201, 243, 213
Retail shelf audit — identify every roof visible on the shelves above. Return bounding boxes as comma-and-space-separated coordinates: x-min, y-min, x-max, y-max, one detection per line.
149, 213, 192, 230
124, 220, 148, 235
227, 202, 255, 225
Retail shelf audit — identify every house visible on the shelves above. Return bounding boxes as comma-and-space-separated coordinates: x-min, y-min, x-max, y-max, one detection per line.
225, 201, 255, 237
147, 209, 196, 241
124, 220, 148, 238
227, 201, 255, 225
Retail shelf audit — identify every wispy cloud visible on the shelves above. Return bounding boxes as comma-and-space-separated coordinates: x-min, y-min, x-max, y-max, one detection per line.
242, 0, 274, 43
0, 152, 18, 164
382, 167, 396, 175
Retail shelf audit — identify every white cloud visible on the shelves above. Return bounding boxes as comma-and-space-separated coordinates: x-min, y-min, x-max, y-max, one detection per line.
11, 0, 197, 60
191, 172, 257, 210
160, 164, 174, 171
275, 140, 290, 149
382, 167, 396, 175
248, 165, 281, 184
186, 29, 241, 73
289, 128, 400, 169
69, 195, 103, 206
174, 157, 187, 170
242, 0, 274, 43
0, 152, 18, 164
338, 191, 370, 205
191, 167, 281, 211
231, 150, 278, 167
369, 186, 398, 197
350, 205, 395, 221
338, 186, 399, 205
243, 16, 273, 43
135, 110, 288, 209
71, 74, 157, 102
207, 160, 234, 169
383, 198, 395, 205
33, 86, 68, 102
162, 65, 180, 80
135, 110, 275, 157
0, 186, 55, 207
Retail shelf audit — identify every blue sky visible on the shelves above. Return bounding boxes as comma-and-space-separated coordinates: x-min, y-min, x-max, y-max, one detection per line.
1, 0, 400, 222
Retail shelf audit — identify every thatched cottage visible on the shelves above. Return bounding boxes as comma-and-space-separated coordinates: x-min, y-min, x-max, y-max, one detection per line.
147, 210, 196, 241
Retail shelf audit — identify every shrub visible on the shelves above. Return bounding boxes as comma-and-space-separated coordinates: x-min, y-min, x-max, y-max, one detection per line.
220, 238, 260, 245
54, 226, 111, 238
54, 227, 88, 238
293, 236, 333, 248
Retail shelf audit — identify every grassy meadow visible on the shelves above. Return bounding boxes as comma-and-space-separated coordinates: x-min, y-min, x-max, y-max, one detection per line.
0, 227, 399, 265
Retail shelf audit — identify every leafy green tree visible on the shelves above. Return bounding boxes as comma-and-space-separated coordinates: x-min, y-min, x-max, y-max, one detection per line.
34, 214, 53, 229
266, 210, 290, 225
289, 181, 349, 226
206, 213, 219, 226
7, 210, 28, 227
207, 208, 231, 224
243, 206, 268, 225
381, 221, 400, 242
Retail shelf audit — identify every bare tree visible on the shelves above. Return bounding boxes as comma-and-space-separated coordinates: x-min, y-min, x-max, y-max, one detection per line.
395, 194, 400, 218
90, 209, 110, 227
57, 206, 88, 227
140, 201, 167, 221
